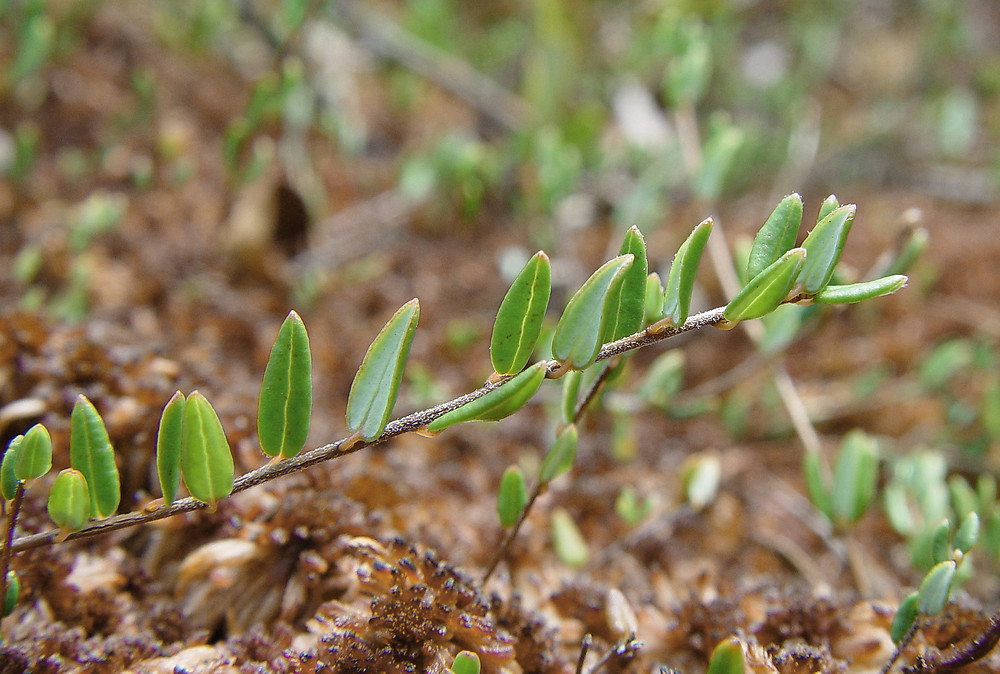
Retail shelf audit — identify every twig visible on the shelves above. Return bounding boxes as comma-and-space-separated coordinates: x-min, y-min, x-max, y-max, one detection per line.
0, 483, 24, 612
12, 306, 730, 554
481, 482, 546, 584
575, 634, 593, 674
881, 620, 919, 674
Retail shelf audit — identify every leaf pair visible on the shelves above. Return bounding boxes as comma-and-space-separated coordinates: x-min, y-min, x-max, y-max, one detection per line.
804, 429, 879, 529
496, 424, 578, 529
156, 391, 234, 510
726, 195, 906, 323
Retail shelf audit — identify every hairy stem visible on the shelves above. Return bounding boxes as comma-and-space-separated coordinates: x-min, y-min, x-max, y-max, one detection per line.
0, 483, 24, 611
11, 306, 727, 554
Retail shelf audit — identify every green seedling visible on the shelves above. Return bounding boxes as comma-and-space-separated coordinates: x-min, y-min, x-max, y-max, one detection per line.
746, 193, 802, 281
346, 299, 420, 442
497, 466, 528, 529
659, 217, 712, 330
724, 248, 806, 323
805, 430, 879, 529
682, 453, 721, 512
552, 255, 634, 370
180, 391, 234, 511
447, 651, 481, 674
3, 572, 18, 618
603, 227, 648, 343
47, 469, 90, 540
258, 311, 312, 459
70, 396, 120, 519
490, 251, 551, 375
427, 360, 546, 432
638, 350, 685, 413
615, 486, 653, 526
706, 636, 744, 674
13, 424, 51, 483
551, 507, 588, 567
156, 391, 186, 505
538, 424, 578, 484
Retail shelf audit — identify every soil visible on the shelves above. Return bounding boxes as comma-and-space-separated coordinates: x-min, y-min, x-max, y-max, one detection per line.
2, 3, 1000, 673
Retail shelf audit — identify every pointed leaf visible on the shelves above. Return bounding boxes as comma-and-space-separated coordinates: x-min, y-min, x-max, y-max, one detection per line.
918, 560, 956, 615
70, 395, 120, 519
930, 519, 952, 565
551, 507, 588, 567
427, 361, 546, 432
47, 469, 90, 535
831, 429, 878, 525
954, 512, 980, 555
180, 391, 235, 510
812, 275, 908, 304
560, 370, 582, 425
803, 450, 833, 520
662, 217, 712, 328
890, 592, 920, 644
156, 391, 186, 505
490, 251, 551, 375
552, 255, 634, 370
1, 436, 21, 501
539, 423, 578, 484
3, 571, 19, 617
798, 204, 856, 295
724, 248, 806, 322
747, 194, 802, 280
497, 465, 528, 528
644, 272, 665, 325
706, 637, 745, 674
603, 227, 648, 342
14, 423, 51, 482
346, 299, 420, 441
816, 194, 839, 223
258, 310, 313, 458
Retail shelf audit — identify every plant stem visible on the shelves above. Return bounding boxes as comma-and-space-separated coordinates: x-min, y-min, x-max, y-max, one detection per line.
482, 482, 546, 584
11, 306, 728, 554
0, 483, 25, 612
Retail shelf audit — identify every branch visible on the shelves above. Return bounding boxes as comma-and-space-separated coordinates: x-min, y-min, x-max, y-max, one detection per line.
11, 306, 727, 553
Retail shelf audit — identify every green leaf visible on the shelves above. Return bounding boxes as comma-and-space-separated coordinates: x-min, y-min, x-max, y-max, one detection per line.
747, 194, 802, 281
812, 275, 907, 304
70, 396, 120, 519
816, 194, 839, 224
803, 450, 833, 521
603, 227, 648, 342
831, 429, 878, 525
427, 361, 546, 432
954, 512, 980, 555
643, 272, 665, 325
883, 227, 928, 277
724, 248, 806, 322
638, 350, 685, 413
560, 369, 582, 425
614, 486, 652, 526
258, 310, 313, 458
683, 453, 720, 511
706, 637, 745, 674
917, 560, 956, 615
14, 423, 51, 482
1, 436, 22, 500
3, 571, 19, 617
180, 391, 235, 510
497, 465, 528, 529
931, 519, 952, 565
490, 251, 551, 375
449, 651, 481, 674
661, 217, 712, 329
798, 204, 856, 295
538, 424, 579, 484
890, 592, 919, 643
694, 125, 743, 202
552, 255, 634, 370
346, 299, 420, 442
551, 507, 588, 567
46, 469, 90, 536
156, 391, 186, 505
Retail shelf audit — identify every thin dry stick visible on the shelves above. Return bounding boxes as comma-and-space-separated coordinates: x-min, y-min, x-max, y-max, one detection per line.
11, 307, 728, 554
